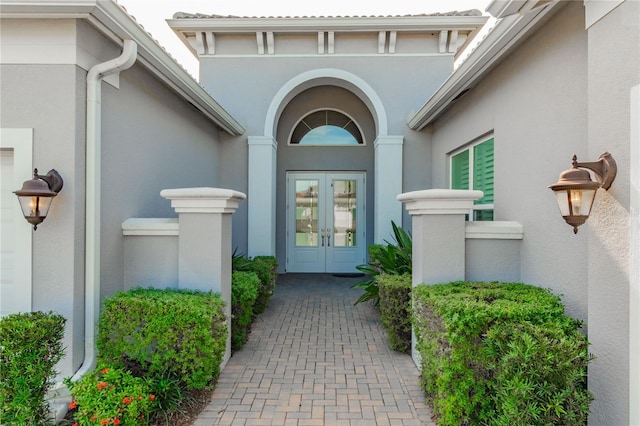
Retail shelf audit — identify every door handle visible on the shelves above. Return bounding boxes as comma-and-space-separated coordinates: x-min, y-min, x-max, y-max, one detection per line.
327, 230, 331, 247
320, 228, 325, 247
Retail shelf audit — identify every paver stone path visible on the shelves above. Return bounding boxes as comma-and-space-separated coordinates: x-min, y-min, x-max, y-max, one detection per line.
193, 273, 435, 425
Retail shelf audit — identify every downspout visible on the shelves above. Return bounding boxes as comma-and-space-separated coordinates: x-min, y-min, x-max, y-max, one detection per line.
73, 39, 137, 381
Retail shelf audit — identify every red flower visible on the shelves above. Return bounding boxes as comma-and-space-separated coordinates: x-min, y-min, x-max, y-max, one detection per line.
90, 416, 97, 422
138, 395, 143, 400
122, 396, 133, 404
113, 419, 121, 425
68, 400, 78, 409
97, 381, 108, 391
100, 419, 109, 425
101, 367, 109, 374
72, 423, 78, 426
149, 394, 156, 401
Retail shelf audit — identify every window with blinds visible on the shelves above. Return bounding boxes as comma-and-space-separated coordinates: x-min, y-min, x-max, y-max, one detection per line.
450, 137, 494, 221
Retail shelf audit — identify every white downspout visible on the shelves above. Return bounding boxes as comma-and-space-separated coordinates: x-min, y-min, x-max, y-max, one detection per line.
74, 39, 137, 380
48, 39, 137, 423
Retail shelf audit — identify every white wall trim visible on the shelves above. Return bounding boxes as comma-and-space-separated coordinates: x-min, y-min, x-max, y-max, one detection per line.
0, 128, 33, 315
630, 83, 639, 426
121, 218, 179, 236
465, 221, 524, 239
584, 0, 625, 29
263, 68, 388, 138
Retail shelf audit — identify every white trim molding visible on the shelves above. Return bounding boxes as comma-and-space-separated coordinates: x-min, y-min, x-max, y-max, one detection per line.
630, 83, 640, 426
122, 218, 179, 236
465, 221, 523, 239
0, 128, 33, 315
584, 0, 625, 29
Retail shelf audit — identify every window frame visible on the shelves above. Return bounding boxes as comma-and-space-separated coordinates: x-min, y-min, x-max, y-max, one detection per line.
449, 135, 494, 221
288, 108, 366, 147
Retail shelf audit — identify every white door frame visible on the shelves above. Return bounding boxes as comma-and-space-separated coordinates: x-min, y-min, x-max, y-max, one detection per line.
1, 128, 33, 316
286, 171, 366, 273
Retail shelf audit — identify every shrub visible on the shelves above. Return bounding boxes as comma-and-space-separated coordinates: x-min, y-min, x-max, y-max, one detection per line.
412, 281, 593, 425
353, 221, 411, 306
378, 274, 412, 353
97, 288, 227, 391
251, 256, 278, 315
233, 254, 278, 316
0, 311, 66, 425
64, 365, 155, 426
231, 271, 260, 352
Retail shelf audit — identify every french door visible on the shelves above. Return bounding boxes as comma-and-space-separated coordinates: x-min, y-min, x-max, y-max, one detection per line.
286, 172, 366, 273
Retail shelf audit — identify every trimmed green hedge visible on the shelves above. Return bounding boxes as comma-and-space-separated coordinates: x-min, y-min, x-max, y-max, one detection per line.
231, 271, 260, 352
0, 311, 66, 425
378, 274, 412, 353
248, 256, 278, 316
97, 288, 227, 390
233, 255, 278, 316
413, 281, 593, 425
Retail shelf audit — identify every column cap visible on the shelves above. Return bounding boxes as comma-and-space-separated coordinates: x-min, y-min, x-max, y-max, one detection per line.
161, 187, 246, 213
398, 189, 483, 215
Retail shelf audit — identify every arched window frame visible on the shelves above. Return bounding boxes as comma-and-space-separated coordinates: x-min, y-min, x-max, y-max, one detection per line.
288, 108, 366, 147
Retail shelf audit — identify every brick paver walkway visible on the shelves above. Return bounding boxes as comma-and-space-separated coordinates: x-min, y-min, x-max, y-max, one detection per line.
193, 273, 435, 425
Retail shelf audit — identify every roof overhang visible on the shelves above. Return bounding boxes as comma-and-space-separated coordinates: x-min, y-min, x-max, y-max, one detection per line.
167, 13, 489, 59
407, 0, 565, 131
0, 0, 245, 136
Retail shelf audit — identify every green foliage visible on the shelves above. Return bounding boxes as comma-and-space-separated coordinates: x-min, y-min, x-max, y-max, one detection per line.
64, 366, 155, 426
233, 254, 278, 316
412, 281, 593, 425
353, 221, 412, 305
0, 311, 66, 425
231, 271, 261, 352
378, 274, 412, 353
96, 288, 227, 391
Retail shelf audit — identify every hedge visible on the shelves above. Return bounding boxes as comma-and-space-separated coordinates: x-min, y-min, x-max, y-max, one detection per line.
231, 271, 261, 352
233, 255, 278, 316
413, 281, 593, 425
0, 311, 66, 425
378, 274, 412, 353
96, 288, 227, 390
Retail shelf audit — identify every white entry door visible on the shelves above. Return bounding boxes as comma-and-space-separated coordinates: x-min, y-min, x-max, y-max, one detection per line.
287, 172, 366, 273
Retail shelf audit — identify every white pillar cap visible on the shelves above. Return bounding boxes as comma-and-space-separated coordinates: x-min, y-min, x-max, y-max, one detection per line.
398, 189, 483, 215
161, 187, 246, 213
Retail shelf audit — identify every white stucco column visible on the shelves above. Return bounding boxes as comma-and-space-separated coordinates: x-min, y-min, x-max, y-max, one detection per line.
248, 136, 277, 256
374, 135, 404, 243
398, 189, 482, 286
161, 187, 246, 366
398, 189, 482, 367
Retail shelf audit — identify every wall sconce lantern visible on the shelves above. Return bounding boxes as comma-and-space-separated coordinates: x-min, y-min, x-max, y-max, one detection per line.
14, 168, 64, 230
548, 153, 616, 234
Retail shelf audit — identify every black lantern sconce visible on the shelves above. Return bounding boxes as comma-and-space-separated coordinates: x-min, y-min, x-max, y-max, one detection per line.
548, 153, 617, 234
14, 168, 64, 230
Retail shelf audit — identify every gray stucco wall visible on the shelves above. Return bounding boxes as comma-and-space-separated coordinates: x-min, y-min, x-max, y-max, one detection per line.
203, 54, 452, 256
586, 1, 638, 424
429, 2, 589, 322
0, 63, 87, 377
426, 2, 638, 422
100, 61, 227, 301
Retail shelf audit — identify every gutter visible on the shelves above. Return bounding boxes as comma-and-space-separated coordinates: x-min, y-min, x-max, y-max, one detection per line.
47, 39, 137, 423
72, 39, 138, 383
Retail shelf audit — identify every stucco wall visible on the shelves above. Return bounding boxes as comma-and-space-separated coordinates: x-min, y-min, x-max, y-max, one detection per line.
429, 2, 589, 322
585, 1, 639, 424
426, 2, 638, 422
99, 62, 228, 300
0, 63, 86, 377
203, 54, 451, 254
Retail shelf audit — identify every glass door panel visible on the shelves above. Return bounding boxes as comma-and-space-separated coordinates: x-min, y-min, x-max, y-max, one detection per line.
332, 179, 357, 247
295, 180, 319, 247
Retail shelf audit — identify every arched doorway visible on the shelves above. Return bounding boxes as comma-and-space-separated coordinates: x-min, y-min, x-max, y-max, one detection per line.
247, 69, 403, 273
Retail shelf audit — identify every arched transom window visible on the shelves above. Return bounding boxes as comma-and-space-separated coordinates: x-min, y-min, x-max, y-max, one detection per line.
290, 109, 364, 146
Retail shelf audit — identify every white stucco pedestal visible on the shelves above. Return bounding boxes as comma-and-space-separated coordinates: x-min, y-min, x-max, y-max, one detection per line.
398, 189, 483, 367
161, 187, 246, 366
